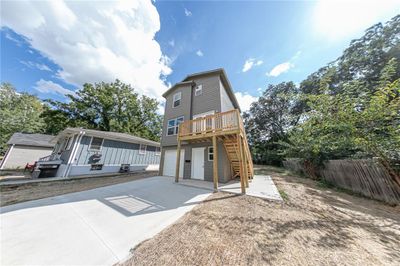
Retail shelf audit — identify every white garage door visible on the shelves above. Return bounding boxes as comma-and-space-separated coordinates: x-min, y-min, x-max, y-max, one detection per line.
163, 149, 185, 177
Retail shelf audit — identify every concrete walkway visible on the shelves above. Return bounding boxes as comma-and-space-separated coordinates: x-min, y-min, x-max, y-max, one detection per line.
178, 175, 282, 201
0, 176, 211, 266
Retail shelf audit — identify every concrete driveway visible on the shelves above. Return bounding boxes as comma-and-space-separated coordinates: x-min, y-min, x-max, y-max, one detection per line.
0, 176, 211, 265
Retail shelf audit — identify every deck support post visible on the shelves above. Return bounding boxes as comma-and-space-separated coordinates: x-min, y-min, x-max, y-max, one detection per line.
175, 139, 181, 183
237, 134, 246, 194
212, 135, 218, 191
243, 140, 249, 188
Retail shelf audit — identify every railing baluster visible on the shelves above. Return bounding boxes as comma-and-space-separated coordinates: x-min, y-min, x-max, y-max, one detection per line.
178, 109, 242, 137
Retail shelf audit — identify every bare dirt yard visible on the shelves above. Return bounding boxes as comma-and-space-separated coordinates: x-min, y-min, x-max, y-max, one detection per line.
124, 166, 400, 266
0, 171, 157, 207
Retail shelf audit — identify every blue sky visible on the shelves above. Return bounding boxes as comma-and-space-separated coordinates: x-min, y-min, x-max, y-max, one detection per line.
1, 0, 399, 111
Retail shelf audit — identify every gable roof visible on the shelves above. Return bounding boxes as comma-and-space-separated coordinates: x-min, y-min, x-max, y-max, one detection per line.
7, 133, 55, 148
161, 80, 194, 98
54, 128, 160, 147
162, 68, 241, 112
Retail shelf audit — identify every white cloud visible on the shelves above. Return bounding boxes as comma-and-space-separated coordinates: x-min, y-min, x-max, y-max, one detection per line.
313, 0, 399, 41
20, 60, 52, 72
1, 0, 171, 100
184, 8, 192, 17
267, 62, 294, 77
266, 51, 301, 77
234, 92, 258, 112
196, 50, 203, 57
34, 79, 76, 97
4, 31, 23, 46
242, 58, 263, 72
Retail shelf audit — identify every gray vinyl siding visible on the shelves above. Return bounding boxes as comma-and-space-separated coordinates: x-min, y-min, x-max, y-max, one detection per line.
161, 83, 192, 147
72, 136, 160, 166
220, 79, 235, 112
161, 142, 231, 183
191, 75, 222, 116
160, 71, 237, 182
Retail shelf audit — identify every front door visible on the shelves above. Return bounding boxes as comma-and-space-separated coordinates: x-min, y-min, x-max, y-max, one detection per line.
191, 147, 205, 180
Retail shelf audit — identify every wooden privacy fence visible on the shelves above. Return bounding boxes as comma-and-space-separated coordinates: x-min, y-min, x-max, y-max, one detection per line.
283, 159, 400, 204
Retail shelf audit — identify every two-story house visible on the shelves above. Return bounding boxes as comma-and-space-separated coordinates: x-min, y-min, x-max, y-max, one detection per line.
160, 68, 253, 192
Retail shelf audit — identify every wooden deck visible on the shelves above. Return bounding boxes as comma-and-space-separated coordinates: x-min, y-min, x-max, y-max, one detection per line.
175, 109, 254, 193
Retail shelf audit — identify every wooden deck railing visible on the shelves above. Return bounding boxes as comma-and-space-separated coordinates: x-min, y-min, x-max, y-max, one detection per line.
178, 109, 242, 137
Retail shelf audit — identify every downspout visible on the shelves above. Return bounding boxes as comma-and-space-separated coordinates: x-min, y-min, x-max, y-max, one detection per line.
0, 144, 14, 170
62, 131, 84, 178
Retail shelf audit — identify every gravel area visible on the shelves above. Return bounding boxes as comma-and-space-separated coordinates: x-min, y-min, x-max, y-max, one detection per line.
123, 166, 400, 266
0, 171, 157, 206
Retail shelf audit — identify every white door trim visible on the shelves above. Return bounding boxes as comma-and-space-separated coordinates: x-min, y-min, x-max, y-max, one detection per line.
191, 147, 205, 180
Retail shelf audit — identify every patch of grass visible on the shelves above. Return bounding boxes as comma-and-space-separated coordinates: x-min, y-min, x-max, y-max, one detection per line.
316, 179, 335, 189
316, 178, 374, 200
254, 165, 290, 176
278, 189, 289, 201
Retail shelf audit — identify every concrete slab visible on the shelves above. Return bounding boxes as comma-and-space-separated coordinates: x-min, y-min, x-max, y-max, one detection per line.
0, 176, 211, 266
178, 175, 282, 201
221, 175, 282, 201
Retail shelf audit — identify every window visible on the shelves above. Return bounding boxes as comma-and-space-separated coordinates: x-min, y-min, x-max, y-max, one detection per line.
155, 147, 161, 156
64, 136, 73, 150
89, 137, 103, 151
208, 147, 214, 161
195, 85, 203, 96
167, 116, 184, 136
139, 144, 147, 154
173, 92, 181, 107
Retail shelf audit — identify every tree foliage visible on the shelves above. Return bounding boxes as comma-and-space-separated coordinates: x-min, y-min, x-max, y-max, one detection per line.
0, 83, 45, 154
43, 80, 162, 141
244, 15, 400, 174
243, 82, 300, 165
0, 80, 162, 156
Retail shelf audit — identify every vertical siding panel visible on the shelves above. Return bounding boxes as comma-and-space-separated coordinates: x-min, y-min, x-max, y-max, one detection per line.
101, 141, 110, 165
109, 144, 116, 165
116, 142, 123, 165
119, 147, 126, 164
113, 141, 120, 165
129, 144, 134, 164
134, 148, 140, 165
83, 136, 92, 164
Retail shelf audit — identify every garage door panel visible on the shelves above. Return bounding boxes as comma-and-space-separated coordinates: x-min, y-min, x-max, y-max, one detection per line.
163, 149, 184, 177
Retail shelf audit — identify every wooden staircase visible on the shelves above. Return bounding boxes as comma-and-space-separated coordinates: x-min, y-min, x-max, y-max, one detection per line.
178, 109, 254, 192
222, 135, 254, 180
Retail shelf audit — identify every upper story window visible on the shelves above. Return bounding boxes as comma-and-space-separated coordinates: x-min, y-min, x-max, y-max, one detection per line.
167, 116, 184, 136
139, 144, 147, 154
173, 92, 181, 107
155, 147, 161, 156
64, 136, 73, 150
89, 137, 103, 151
195, 85, 203, 96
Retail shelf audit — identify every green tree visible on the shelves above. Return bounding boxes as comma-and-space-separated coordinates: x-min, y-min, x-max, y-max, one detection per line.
283, 80, 400, 180
43, 80, 162, 141
0, 83, 46, 155
244, 82, 300, 165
